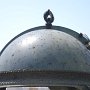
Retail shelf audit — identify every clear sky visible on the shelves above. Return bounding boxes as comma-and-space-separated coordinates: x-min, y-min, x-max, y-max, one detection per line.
0, 0, 90, 51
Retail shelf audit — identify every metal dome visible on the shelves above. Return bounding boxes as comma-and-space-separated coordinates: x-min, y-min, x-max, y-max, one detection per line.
0, 27, 90, 72
0, 10, 90, 89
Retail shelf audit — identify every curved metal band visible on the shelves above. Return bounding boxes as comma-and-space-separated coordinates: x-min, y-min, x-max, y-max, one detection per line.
0, 71, 90, 87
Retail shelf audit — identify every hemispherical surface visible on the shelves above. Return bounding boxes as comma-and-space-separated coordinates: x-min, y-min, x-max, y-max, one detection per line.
0, 29, 90, 72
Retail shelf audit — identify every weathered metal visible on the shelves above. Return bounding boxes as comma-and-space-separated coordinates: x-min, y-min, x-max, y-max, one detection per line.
1, 28, 90, 72
0, 10, 90, 89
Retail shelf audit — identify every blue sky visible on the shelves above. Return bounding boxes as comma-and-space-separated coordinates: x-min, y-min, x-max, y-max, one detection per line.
0, 0, 90, 51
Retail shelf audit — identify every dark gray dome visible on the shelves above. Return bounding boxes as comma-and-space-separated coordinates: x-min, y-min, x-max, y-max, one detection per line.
0, 10, 90, 89
0, 27, 90, 72
0, 26, 90, 87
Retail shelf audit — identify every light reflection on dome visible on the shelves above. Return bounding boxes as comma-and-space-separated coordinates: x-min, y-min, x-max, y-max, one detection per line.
22, 36, 37, 47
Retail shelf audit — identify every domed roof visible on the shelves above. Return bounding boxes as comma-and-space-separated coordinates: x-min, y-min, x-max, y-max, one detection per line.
0, 27, 90, 73
0, 10, 90, 87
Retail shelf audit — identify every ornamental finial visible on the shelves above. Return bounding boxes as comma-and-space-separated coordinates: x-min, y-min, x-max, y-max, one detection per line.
44, 9, 54, 29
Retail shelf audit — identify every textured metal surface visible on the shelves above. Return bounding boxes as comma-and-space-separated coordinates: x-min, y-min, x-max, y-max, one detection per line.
0, 26, 89, 55
0, 71, 90, 87
0, 29, 90, 72
0, 26, 90, 88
